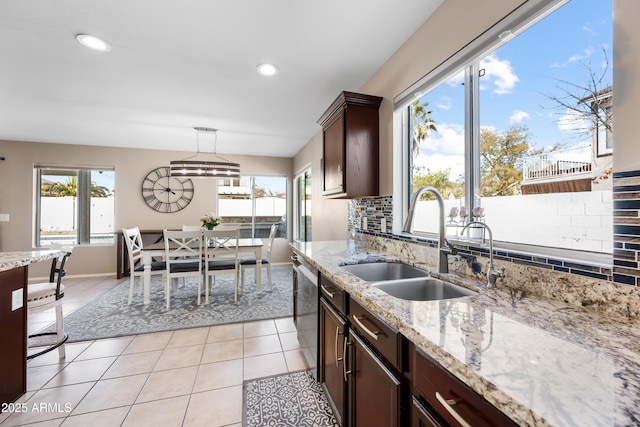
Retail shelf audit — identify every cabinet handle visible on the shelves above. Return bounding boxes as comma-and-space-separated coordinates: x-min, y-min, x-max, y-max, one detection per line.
335, 326, 343, 367
343, 336, 351, 382
435, 392, 472, 427
352, 315, 379, 341
321, 284, 335, 298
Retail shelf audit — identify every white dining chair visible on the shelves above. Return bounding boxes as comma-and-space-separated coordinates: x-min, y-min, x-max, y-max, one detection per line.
27, 245, 73, 360
164, 230, 203, 309
123, 227, 166, 305
203, 227, 240, 304
240, 224, 277, 294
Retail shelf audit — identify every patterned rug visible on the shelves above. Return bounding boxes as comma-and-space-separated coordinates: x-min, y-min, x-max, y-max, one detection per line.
243, 370, 338, 427
59, 267, 293, 342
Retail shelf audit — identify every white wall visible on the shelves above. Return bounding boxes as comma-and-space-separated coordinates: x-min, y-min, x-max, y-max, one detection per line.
413, 191, 613, 253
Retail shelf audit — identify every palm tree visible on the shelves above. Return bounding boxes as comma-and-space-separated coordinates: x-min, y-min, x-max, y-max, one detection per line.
411, 99, 438, 158
41, 176, 110, 197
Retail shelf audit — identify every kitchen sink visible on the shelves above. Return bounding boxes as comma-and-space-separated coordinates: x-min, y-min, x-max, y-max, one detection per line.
341, 262, 428, 282
374, 277, 477, 301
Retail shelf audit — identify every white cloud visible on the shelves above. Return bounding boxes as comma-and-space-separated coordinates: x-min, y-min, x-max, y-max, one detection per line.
509, 110, 530, 124
419, 123, 465, 156
436, 96, 452, 110
479, 54, 519, 94
413, 152, 465, 182
568, 46, 595, 63
557, 108, 590, 133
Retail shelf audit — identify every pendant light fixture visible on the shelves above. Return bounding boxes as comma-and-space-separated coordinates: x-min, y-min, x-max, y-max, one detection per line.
170, 127, 241, 178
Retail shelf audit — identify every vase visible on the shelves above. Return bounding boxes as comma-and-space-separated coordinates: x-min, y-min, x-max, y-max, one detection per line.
205, 223, 215, 230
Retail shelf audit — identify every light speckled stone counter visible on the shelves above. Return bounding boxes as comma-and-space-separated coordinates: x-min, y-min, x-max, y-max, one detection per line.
291, 240, 640, 427
0, 250, 61, 273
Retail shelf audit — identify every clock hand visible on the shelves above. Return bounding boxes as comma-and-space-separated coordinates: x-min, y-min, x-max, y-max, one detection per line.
155, 182, 176, 194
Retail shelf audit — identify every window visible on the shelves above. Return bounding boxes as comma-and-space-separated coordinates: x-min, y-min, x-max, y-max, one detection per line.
294, 168, 312, 242
36, 166, 115, 246
218, 175, 287, 239
400, 0, 612, 255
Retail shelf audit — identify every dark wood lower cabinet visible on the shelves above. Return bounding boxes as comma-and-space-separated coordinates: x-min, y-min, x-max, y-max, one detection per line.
348, 330, 402, 427
0, 266, 28, 404
320, 299, 347, 425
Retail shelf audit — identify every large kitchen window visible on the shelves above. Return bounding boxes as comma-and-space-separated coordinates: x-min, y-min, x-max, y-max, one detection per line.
35, 166, 115, 247
399, 0, 612, 255
217, 175, 287, 239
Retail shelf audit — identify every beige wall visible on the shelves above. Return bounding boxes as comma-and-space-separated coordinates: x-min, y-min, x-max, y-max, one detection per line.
292, 132, 348, 241
0, 139, 293, 277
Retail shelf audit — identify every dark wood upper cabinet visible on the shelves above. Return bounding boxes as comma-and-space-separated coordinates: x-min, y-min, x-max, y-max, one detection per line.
318, 91, 383, 199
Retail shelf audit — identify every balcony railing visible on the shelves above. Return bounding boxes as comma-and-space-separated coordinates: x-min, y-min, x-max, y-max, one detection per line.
522, 147, 592, 182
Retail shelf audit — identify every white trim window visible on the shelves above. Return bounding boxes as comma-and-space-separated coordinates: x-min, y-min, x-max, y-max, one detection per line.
35, 166, 115, 246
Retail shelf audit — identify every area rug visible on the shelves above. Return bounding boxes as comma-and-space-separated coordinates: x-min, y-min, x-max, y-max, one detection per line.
60, 267, 293, 342
243, 370, 338, 427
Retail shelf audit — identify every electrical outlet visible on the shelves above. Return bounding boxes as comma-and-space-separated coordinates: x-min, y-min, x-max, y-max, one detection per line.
381, 218, 387, 233
362, 217, 368, 231
0, 213, 9, 222
12, 289, 23, 311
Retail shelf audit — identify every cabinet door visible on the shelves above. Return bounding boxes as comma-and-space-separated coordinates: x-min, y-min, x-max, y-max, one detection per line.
348, 330, 401, 427
323, 111, 345, 196
320, 299, 347, 425
412, 396, 444, 427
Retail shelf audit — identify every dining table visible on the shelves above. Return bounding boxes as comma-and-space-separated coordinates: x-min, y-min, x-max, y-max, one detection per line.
141, 237, 264, 305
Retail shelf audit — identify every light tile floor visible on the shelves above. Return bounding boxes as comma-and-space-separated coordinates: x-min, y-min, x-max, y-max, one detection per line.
1, 276, 308, 427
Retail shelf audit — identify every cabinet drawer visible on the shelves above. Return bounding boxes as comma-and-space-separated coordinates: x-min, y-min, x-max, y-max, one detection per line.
349, 298, 402, 371
320, 274, 347, 316
413, 348, 516, 427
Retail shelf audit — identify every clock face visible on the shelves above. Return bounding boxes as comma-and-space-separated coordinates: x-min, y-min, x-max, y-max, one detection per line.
141, 167, 194, 213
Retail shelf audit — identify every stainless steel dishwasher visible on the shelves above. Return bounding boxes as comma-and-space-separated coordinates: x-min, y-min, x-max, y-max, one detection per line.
292, 253, 318, 379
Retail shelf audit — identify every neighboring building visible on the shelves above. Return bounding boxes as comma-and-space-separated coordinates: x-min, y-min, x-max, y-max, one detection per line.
521, 86, 613, 194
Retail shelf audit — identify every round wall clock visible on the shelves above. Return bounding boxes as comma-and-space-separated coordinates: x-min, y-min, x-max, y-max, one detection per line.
141, 166, 194, 213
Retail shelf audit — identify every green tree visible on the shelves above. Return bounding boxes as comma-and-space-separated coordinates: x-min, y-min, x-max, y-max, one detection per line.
412, 166, 464, 200
41, 177, 110, 197
479, 125, 532, 196
411, 99, 437, 158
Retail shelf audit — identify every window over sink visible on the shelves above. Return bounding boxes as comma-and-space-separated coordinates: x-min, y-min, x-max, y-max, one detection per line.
397, 0, 613, 258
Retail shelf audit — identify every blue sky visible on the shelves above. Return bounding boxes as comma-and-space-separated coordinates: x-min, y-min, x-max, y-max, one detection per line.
416, 0, 612, 181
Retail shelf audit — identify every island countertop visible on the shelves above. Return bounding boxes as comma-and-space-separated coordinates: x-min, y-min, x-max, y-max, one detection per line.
291, 240, 640, 427
0, 250, 62, 273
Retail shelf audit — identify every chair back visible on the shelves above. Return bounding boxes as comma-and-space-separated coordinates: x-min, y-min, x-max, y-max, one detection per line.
164, 230, 203, 272
265, 224, 278, 259
203, 227, 240, 263
122, 227, 143, 269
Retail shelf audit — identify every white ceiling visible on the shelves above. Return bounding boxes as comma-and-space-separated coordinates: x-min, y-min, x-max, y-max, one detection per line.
0, 1, 443, 158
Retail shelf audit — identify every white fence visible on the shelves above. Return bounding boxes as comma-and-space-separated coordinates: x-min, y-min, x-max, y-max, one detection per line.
40, 197, 286, 233
411, 191, 612, 253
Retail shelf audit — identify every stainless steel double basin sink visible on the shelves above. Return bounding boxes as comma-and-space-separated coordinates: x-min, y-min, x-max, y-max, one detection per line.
341, 262, 476, 301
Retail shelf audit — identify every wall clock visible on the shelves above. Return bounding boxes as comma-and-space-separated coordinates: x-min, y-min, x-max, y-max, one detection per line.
141, 166, 194, 213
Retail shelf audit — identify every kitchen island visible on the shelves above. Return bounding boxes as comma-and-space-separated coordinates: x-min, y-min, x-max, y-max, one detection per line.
0, 250, 62, 404
291, 239, 640, 427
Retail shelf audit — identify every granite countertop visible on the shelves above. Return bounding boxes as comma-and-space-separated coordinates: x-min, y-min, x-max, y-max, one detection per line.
291, 240, 640, 427
0, 250, 62, 273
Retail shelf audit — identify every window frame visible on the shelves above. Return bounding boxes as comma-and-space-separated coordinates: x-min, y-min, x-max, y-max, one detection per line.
216, 174, 288, 239
35, 165, 115, 247
394, 0, 611, 264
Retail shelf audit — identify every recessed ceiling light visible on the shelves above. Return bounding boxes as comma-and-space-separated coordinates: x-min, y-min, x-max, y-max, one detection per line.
76, 34, 111, 52
257, 63, 279, 76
